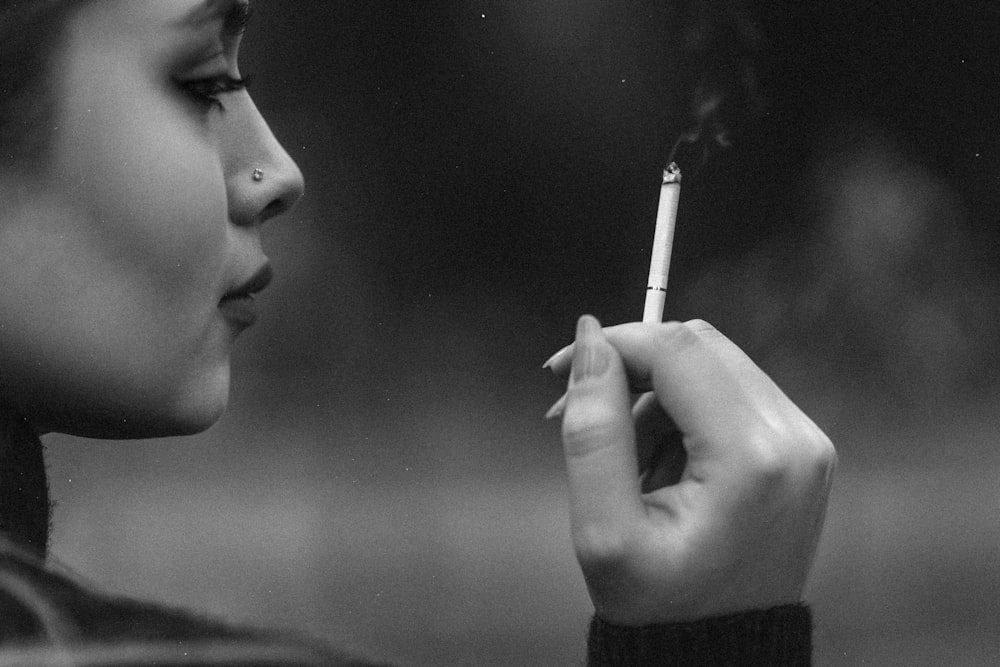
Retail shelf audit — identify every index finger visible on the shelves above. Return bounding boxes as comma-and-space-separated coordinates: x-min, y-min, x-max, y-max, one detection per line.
548, 320, 792, 418
560, 316, 645, 535
554, 321, 777, 462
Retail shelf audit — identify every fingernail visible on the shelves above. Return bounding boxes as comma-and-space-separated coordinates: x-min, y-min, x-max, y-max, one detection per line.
544, 394, 567, 420
572, 315, 610, 382
542, 345, 571, 371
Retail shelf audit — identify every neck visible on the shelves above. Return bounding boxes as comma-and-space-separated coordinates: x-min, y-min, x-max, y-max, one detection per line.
0, 407, 50, 558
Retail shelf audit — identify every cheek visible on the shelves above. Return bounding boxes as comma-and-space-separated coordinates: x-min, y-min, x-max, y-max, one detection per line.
0, 37, 239, 434
56, 55, 230, 304
0, 204, 229, 437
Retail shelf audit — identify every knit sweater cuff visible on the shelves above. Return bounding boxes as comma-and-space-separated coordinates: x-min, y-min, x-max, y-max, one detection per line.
587, 603, 811, 666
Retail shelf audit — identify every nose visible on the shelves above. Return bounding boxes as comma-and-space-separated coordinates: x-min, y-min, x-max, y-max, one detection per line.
224, 95, 306, 227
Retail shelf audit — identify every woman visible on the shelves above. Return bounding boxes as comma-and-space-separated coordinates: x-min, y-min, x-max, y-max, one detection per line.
0, 0, 836, 664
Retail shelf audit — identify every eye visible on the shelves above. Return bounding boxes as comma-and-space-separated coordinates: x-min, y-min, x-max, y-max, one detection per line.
177, 74, 253, 112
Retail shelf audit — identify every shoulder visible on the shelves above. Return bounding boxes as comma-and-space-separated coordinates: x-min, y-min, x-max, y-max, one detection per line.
0, 539, 387, 666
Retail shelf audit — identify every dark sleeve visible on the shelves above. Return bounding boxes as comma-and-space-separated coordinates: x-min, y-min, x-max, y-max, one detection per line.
587, 603, 811, 667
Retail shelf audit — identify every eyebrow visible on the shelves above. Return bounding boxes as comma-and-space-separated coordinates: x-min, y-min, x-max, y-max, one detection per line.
178, 0, 255, 35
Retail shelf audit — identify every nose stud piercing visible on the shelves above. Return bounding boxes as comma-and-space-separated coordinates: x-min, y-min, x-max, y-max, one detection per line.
252, 168, 264, 182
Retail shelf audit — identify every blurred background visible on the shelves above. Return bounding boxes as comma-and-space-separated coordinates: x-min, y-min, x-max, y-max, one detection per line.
45, 1, 1000, 664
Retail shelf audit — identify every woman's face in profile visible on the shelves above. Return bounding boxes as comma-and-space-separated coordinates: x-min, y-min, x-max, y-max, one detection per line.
0, 0, 304, 437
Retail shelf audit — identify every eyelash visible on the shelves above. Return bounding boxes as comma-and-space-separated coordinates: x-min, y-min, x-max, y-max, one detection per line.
178, 74, 253, 112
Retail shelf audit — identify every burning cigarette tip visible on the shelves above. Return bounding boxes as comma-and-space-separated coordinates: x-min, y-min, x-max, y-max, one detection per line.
662, 162, 682, 185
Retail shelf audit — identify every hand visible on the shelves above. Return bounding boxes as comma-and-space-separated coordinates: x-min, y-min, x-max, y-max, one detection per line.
545, 316, 836, 626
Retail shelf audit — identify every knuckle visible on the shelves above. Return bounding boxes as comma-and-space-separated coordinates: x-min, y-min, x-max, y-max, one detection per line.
573, 525, 637, 572
655, 320, 700, 350
561, 404, 624, 457
826, 445, 839, 471
657, 319, 729, 354
683, 318, 718, 336
742, 423, 837, 486
809, 432, 838, 473
741, 429, 789, 482
786, 421, 837, 466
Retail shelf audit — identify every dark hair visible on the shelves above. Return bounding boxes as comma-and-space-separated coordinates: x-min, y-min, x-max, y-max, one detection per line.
0, 1, 72, 169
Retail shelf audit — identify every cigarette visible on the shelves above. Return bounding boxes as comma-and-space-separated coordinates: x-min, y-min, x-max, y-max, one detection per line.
642, 162, 681, 323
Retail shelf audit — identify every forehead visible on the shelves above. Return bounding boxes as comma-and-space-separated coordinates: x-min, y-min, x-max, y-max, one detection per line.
59, 0, 250, 64
71, 0, 244, 32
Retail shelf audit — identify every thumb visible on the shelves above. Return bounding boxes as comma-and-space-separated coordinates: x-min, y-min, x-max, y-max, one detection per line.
561, 315, 643, 536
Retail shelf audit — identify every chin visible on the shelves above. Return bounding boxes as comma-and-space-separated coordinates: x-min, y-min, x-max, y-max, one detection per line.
35, 399, 228, 440
128, 367, 233, 438
30, 367, 232, 440
160, 395, 230, 437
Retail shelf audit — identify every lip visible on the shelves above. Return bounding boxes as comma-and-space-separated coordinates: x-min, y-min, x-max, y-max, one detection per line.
219, 263, 273, 329
218, 294, 259, 329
